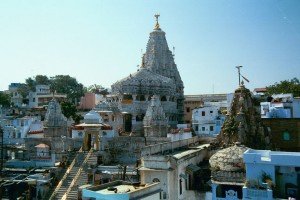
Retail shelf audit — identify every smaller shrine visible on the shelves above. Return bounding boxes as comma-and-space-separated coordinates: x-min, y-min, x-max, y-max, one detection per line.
209, 67, 271, 200
143, 95, 168, 137
209, 142, 248, 199
43, 99, 67, 138
76, 110, 103, 151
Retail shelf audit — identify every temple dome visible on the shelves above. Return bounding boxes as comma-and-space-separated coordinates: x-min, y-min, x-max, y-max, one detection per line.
111, 68, 176, 96
209, 143, 248, 171
84, 110, 102, 124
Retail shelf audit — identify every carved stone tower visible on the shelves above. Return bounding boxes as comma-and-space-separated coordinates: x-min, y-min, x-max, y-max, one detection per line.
143, 95, 168, 137
143, 15, 185, 123
216, 83, 269, 149
44, 99, 68, 138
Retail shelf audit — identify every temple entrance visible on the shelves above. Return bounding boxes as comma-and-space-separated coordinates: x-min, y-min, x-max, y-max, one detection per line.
124, 114, 132, 132
87, 133, 92, 150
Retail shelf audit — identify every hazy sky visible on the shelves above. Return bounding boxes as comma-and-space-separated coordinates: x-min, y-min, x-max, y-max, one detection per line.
1, 0, 300, 94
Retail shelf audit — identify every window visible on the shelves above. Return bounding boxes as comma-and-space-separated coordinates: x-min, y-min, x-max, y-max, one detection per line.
202, 111, 205, 116
283, 131, 290, 141
210, 126, 214, 131
33, 98, 35, 102
136, 114, 144, 121
186, 107, 190, 113
179, 179, 182, 195
195, 125, 198, 131
136, 95, 145, 101
123, 94, 133, 100
202, 127, 205, 131
210, 110, 213, 114
163, 192, 167, 199
161, 96, 167, 101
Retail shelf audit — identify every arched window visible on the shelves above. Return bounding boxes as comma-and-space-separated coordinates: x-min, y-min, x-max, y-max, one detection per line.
123, 94, 133, 100
161, 96, 167, 101
136, 95, 145, 101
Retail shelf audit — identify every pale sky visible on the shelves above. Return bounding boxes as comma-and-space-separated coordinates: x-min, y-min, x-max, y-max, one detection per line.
1, 0, 300, 94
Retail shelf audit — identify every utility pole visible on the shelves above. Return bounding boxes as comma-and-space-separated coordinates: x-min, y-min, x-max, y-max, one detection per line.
236, 66, 243, 85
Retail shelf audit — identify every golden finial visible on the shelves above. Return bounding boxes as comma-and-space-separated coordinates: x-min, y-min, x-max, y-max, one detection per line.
154, 13, 161, 30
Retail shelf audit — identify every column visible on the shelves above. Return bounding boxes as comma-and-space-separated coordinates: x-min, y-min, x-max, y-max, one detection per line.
211, 183, 218, 200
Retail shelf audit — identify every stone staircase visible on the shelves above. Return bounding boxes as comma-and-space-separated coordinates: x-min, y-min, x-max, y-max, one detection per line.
49, 149, 98, 200
44, 152, 76, 200
63, 151, 98, 199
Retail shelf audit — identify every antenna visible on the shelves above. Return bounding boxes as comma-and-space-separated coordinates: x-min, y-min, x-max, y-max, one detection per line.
235, 65, 250, 86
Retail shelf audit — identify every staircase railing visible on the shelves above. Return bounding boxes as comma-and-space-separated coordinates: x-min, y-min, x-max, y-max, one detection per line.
49, 147, 83, 200
62, 149, 93, 200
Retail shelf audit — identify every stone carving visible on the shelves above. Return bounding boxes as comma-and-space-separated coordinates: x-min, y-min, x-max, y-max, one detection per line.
44, 99, 67, 138
216, 83, 269, 149
143, 95, 168, 137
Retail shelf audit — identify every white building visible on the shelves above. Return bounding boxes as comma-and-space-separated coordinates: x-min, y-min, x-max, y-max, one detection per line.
243, 149, 300, 199
8, 83, 24, 107
167, 124, 192, 142
260, 93, 300, 118
28, 85, 67, 108
2, 116, 41, 144
139, 144, 209, 200
192, 104, 225, 137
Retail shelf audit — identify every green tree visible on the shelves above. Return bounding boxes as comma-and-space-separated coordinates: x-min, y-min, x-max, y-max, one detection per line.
0, 92, 11, 107
35, 75, 50, 85
266, 78, 300, 97
87, 84, 109, 96
61, 101, 83, 124
25, 77, 36, 92
50, 75, 84, 103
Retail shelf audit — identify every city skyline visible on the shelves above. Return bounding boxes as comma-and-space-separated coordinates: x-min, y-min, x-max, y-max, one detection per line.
1, 0, 300, 94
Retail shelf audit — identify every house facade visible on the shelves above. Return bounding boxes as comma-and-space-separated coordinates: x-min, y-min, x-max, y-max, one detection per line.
243, 149, 300, 199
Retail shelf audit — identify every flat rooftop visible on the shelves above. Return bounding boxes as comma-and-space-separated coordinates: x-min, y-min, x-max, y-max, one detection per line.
98, 184, 141, 194
85, 181, 159, 195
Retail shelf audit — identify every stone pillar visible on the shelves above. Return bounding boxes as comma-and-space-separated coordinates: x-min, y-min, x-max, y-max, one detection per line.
242, 186, 247, 199
211, 183, 218, 200
83, 132, 89, 151
132, 95, 137, 101
267, 189, 273, 199
166, 96, 170, 101
94, 132, 100, 151
145, 95, 149, 101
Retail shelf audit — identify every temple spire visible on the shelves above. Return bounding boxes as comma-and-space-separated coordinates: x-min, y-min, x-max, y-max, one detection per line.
154, 13, 161, 30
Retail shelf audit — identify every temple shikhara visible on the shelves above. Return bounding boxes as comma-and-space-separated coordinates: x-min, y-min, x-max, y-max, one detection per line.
111, 14, 184, 135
